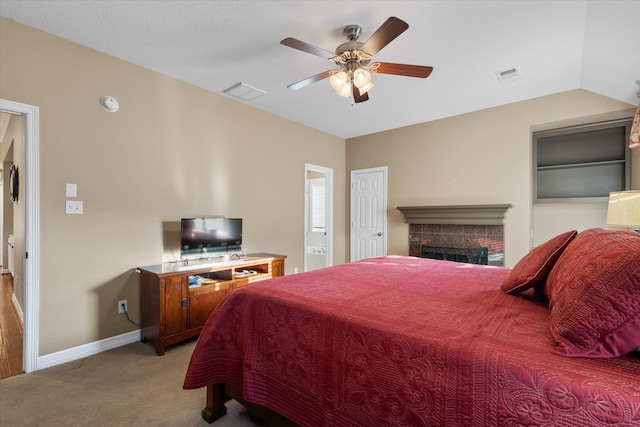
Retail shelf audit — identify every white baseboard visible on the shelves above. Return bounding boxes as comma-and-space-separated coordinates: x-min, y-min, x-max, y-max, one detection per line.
11, 292, 23, 324
36, 329, 141, 371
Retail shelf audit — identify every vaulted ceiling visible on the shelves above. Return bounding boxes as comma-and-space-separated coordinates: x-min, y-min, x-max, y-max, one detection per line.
1, 1, 638, 139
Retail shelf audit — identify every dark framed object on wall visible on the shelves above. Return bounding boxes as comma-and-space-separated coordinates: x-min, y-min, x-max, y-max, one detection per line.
9, 164, 18, 202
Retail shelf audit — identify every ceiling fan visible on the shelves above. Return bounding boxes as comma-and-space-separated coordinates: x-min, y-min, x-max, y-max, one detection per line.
280, 17, 433, 103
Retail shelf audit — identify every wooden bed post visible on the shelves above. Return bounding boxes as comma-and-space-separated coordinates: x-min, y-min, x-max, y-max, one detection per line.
201, 383, 300, 426
202, 383, 229, 423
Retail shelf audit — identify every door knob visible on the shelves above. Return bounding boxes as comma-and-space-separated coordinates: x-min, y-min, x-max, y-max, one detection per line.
377, 232, 382, 236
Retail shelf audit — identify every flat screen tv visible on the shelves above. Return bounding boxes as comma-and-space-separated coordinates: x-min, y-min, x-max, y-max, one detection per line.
180, 217, 242, 259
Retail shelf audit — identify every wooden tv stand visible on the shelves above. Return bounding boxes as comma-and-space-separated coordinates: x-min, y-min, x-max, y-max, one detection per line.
139, 253, 286, 355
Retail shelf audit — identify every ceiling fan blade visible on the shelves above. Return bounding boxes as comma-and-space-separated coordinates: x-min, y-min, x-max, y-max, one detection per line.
287, 70, 334, 90
352, 83, 369, 103
370, 62, 434, 78
280, 37, 336, 60
359, 17, 409, 56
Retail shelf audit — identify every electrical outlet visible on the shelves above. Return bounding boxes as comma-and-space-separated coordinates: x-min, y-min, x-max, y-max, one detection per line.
118, 299, 127, 314
65, 200, 84, 214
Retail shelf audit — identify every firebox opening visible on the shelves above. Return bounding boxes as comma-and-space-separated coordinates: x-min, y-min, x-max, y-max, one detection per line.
409, 223, 504, 266
421, 245, 488, 265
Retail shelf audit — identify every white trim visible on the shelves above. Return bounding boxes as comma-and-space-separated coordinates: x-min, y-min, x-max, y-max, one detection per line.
11, 292, 24, 324
0, 98, 40, 373
37, 330, 141, 371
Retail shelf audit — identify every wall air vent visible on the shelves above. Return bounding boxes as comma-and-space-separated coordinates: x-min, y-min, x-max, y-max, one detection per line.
496, 67, 521, 84
223, 82, 266, 101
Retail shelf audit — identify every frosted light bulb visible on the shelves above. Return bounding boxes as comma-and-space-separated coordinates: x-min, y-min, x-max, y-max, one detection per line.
329, 71, 348, 91
353, 68, 371, 89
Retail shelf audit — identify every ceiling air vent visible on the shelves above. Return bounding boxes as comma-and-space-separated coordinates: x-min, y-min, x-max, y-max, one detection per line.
495, 67, 521, 84
223, 82, 266, 101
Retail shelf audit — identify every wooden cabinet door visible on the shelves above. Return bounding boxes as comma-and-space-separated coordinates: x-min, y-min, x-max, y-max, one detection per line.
188, 283, 233, 329
272, 258, 285, 277
164, 275, 187, 336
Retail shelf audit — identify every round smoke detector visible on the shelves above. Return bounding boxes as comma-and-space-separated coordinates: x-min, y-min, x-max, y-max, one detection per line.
100, 96, 119, 112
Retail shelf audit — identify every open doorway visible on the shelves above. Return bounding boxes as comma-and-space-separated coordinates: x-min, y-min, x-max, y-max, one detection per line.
304, 164, 333, 272
0, 99, 40, 375
0, 113, 21, 378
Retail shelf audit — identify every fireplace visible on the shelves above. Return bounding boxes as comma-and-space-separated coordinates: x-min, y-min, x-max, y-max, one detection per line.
410, 224, 500, 265
397, 205, 512, 267
420, 245, 488, 265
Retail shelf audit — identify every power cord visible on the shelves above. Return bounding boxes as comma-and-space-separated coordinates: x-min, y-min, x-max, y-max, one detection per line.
121, 302, 140, 326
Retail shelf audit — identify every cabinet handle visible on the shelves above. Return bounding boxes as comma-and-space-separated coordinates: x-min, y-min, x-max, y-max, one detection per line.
181, 298, 187, 307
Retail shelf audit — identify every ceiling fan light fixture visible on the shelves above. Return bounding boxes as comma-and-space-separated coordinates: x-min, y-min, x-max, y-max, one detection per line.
281, 17, 433, 104
358, 81, 374, 95
330, 71, 349, 92
353, 68, 371, 89
336, 83, 352, 98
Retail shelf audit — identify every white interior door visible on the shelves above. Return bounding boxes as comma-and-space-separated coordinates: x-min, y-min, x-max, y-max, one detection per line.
350, 166, 387, 262
304, 164, 333, 272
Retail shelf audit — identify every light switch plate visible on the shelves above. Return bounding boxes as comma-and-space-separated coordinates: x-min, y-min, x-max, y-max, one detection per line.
65, 183, 77, 198
65, 200, 83, 214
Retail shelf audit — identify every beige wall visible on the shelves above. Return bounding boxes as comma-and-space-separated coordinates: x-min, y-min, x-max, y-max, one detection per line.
346, 90, 636, 266
0, 18, 346, 355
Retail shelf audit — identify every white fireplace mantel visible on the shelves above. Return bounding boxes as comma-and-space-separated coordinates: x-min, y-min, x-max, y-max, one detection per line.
397, 204, 513, 225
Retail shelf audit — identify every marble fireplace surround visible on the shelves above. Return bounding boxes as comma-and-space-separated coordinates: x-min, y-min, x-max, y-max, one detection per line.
397, 204, 512, 266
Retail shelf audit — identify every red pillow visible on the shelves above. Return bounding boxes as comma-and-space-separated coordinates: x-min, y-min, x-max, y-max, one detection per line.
500, 230, 577, 294
546, 228, 640, 358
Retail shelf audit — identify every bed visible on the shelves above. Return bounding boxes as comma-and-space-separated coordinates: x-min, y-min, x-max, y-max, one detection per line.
183, 228, 640, 426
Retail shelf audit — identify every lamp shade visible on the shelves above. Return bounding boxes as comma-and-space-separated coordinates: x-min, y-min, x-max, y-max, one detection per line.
336, 83, 351, 98
353, 68, 371, 89
606, 191, 640, 227
329, 71, 348, 92
358, 81, 374, 95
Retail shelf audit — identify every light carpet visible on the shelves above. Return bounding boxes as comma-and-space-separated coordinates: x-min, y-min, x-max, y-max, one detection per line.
0, 338, 260, 426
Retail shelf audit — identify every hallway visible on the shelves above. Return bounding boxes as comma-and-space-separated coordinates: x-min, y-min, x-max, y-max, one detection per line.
0, 273, 22, 379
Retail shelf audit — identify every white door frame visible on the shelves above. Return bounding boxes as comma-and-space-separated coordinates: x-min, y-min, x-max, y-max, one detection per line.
350, 166, 388, 261
304, 163, 333, 271
0, 99, 40, 373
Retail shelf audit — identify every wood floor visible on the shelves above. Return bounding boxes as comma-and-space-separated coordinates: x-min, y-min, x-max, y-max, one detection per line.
0, 273, 23, 379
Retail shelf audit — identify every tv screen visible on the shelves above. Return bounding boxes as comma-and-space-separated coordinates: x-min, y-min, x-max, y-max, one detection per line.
180, 218, 242, 259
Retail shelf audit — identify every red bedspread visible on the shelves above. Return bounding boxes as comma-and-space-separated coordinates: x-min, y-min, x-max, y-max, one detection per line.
184, 256, 640, 426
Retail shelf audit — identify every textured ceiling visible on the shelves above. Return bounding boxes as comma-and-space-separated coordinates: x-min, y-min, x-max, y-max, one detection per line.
1, 1, 638, 139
